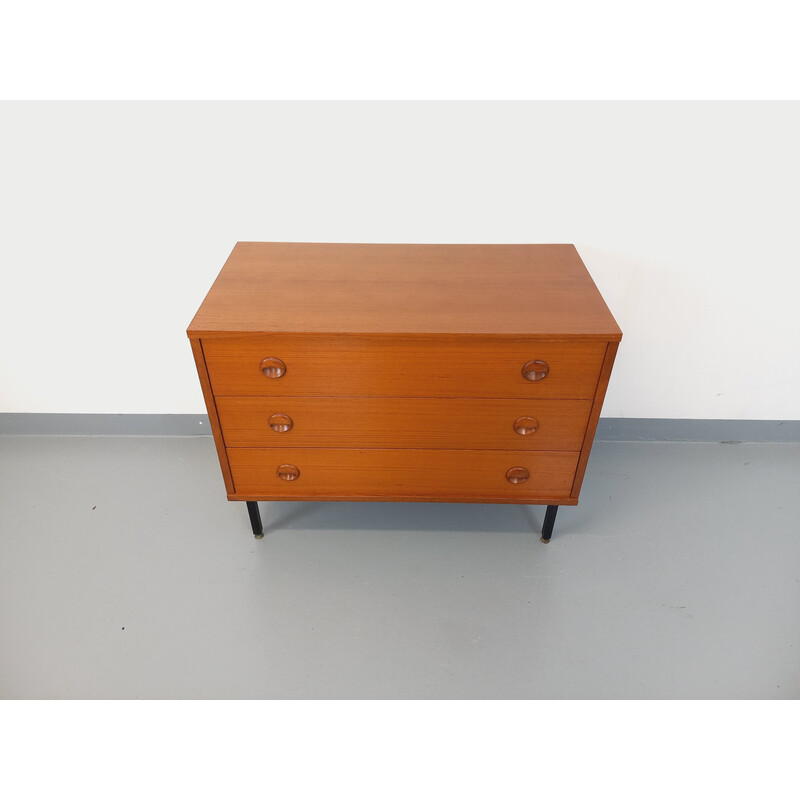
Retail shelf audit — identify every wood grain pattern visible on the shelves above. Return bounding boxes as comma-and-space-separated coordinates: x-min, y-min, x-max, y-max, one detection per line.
187, 242, 622, 521
216, 396, 592, 450
570, 341, 620, 498
227, 491, 580, 506
187, 243, 622, 338
189, 338, 235, 494
202, 335, 606, 399
227, 448, 580, 500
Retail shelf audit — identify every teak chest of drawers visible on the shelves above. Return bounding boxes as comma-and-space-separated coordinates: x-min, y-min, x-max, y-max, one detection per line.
188, 242, 621, 542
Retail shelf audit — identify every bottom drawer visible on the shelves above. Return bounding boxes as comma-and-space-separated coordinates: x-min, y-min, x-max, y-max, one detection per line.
227, 448, 579, 501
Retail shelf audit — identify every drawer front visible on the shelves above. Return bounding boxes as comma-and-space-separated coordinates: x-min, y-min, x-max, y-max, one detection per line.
203, 335, 606, 399
227, 448, 579, 500
217, 397, 592, 450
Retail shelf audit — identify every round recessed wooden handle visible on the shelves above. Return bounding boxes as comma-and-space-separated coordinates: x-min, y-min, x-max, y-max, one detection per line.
506, 466, 529, 484
513, 416, 539, 436
268, 413, 293, 433
260, 357, 286, 379
276, 464, 300, 481
522, 360, 549, 382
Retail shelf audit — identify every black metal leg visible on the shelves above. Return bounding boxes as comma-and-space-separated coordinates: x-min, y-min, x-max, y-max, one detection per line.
246, 501, 264, 539
540, 505, 558, 543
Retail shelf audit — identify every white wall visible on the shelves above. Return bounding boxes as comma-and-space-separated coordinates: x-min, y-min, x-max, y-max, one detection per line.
1, 102, 798, 419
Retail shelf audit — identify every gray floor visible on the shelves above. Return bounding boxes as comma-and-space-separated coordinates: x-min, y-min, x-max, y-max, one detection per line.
0, 435, 798, 699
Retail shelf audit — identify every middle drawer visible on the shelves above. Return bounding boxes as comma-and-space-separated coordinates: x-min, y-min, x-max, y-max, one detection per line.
217, 397, 592, 450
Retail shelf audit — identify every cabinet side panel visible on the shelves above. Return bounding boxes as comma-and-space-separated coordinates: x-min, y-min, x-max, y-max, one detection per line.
190, 337, 235, 494
570, 341, 619, 498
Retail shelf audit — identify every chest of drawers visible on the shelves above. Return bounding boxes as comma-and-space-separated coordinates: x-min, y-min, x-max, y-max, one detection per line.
187, 242, 621, 542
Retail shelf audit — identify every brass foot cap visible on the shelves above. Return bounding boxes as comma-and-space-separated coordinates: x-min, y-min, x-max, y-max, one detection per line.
254, 532, 264, 540
540, 536, 551, 544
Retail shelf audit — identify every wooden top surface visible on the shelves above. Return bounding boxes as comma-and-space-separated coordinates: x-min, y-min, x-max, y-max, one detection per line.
188, 242, 621, 339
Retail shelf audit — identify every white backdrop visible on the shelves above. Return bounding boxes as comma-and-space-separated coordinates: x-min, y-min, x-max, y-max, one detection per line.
1, 101, 798, 419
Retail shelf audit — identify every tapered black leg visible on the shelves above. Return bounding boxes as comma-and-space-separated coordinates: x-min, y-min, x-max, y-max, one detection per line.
540, 505, 558, 543
246, 501, 264, 539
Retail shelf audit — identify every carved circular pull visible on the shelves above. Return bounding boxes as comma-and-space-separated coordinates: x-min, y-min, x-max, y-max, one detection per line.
276, 464, 300, 481
506, 466, 529, 485
513, 416, 539, 436
260, 357, 286, 379
522, 360, 549, 382
268, 413, 293, 433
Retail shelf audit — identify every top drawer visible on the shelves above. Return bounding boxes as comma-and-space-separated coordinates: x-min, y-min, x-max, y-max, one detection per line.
202, 335, 607, 399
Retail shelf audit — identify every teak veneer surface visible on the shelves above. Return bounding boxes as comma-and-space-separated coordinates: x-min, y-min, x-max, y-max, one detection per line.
570, 341, 619, 498
187, 242, 622, 525
202, 335, 606, 399
189, 338, 234, 494
217, 397, 592, 451
227, 448, 580, 500
187, 242, 622, 339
